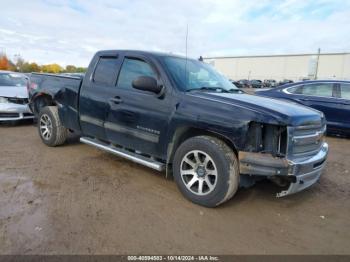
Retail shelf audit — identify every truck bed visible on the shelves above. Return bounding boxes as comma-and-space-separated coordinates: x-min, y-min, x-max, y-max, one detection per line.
29, 73, 83, 131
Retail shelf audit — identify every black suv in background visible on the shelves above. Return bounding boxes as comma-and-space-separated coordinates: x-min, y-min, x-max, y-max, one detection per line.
249, 79, 263, 88
278, 79, 294, 86
235, 79, 250, 88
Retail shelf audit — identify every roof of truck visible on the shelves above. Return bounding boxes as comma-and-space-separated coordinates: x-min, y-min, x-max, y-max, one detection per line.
96, 49, 189, 59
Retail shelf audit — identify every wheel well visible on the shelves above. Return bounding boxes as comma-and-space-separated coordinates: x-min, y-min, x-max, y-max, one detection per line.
165, 127, 237, 179
167, 127, 237, 167
33, 94, 56, 115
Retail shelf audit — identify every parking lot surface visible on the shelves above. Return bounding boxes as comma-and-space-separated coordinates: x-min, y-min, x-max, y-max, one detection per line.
0, 122, 349, 254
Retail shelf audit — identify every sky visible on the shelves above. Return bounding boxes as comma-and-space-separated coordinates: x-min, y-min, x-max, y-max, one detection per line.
0, 0, 350, 67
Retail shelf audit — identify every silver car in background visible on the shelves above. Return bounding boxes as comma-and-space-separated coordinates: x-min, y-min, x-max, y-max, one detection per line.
0, 71, 34, 122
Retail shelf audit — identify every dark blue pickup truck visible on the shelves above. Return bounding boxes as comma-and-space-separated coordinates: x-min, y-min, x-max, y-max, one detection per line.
29, 50, 328, 207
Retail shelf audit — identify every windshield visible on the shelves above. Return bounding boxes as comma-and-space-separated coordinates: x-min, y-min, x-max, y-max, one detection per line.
0, 73, 27, 87
162, 56, 238, 92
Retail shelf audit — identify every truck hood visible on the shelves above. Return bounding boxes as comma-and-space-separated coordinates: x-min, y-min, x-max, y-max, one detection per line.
0, 85, 28, 98
190, 92, 323, 126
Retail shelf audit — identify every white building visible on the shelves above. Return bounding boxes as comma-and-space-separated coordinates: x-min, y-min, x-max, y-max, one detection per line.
204, 52, 350, 81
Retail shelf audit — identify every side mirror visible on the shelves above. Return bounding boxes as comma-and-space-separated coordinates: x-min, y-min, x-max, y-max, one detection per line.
132, 76, 162, 94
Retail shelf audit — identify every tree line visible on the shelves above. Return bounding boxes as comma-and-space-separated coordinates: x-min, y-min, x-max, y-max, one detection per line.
0, 53, 87, 73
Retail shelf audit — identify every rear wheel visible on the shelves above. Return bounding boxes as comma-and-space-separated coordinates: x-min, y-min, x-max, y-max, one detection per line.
38, 106, 67, 146
173, 136, 239, 207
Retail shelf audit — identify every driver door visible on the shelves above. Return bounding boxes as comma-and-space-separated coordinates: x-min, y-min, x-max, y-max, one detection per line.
104, 55, 172, 158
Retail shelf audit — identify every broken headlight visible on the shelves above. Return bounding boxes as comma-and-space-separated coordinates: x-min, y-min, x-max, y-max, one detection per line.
245, 122, 287, 157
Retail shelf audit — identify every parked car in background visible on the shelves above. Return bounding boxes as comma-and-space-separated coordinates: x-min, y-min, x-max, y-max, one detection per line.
256, 80, 350, 136
235, 79, 250, 88
263, 79, 277, 88
0, 71, 34, 122
249, 79, 263, 88
230, 80, 240, 87
278, 79, 294, 86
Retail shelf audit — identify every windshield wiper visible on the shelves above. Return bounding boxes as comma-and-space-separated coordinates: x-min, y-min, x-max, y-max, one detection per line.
187, 87, 242, 93
227, 88, 242, 93
187, 87, 229, 92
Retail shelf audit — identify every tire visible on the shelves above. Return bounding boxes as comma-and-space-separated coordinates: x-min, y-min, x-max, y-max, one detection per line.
38, 106, 67, 147
173, 136, 239, 207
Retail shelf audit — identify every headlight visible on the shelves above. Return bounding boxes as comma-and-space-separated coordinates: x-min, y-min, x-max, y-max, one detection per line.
0, 97, 9, 103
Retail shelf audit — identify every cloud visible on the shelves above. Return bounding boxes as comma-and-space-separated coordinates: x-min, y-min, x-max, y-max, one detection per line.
0, 0, 349, 66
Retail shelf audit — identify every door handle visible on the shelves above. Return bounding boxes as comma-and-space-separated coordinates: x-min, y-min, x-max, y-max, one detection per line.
109, 96, 123, 104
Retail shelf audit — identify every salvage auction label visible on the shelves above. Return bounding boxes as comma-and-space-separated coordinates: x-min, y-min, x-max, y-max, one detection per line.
128, 256, 219, 261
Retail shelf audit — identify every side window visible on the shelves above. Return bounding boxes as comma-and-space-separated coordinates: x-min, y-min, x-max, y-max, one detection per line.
93, 57, 119, 85
301, 83, 333, 97
286, 85, 303, 94
340, 84, 350, 99
117, 58, 157, 90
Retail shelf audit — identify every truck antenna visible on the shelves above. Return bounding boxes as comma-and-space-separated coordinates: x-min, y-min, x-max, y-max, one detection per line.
185, 23, 189, 89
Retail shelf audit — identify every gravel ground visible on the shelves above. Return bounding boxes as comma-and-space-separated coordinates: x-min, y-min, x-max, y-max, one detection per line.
0, 121, 349, 255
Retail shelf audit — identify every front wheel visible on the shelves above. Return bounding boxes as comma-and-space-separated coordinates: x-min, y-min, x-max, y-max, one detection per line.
173, 136, 239, 207
38, 106, 67, 147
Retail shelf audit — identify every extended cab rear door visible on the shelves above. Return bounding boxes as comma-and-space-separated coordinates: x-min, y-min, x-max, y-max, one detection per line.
79, 53, 121, 140
104, 53, 173, 159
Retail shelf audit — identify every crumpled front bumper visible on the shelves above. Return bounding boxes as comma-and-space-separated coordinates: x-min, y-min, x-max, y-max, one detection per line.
0, 102, 34, 121
276, 142, 328, 197
239, 142, 329, 197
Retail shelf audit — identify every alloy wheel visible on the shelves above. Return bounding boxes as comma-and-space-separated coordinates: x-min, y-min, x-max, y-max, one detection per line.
180, 150, 218, 196
40, 114, 53, 140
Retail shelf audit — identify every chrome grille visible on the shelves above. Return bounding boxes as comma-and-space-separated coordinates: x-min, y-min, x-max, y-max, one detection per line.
288, 124, 326, 159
